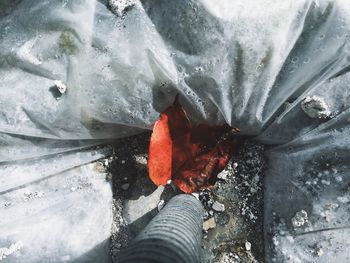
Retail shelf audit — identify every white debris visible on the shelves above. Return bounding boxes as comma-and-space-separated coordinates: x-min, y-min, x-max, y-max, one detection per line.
53, 80, 67, 94
291, 210, 308, 228
134, 155, 147, 166
23, 191, 45, 201
315, 247, 324, 257
157, 200, 165, 211
217, 170, 229, 180
301, 95, 331, 119
203, 217, 216, 231
0, 241, 23, 260
212, 201, 225, 212
232, 162, 238, 169
108, 0, 135, 16
335, 175, 343, 182
337, 195, 350, 203
245, 241, 252, 251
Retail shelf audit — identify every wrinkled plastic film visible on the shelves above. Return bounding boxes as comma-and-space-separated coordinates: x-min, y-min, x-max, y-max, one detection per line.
1, 0, 350, 262
264, 108, 350, 262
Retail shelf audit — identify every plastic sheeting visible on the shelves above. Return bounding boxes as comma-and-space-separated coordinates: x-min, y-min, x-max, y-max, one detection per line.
1, 0, 350, 262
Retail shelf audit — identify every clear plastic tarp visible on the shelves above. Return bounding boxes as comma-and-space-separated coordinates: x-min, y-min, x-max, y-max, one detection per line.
1, 0, 350, 262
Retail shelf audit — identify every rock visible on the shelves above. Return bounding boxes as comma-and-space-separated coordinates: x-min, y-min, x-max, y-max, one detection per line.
217, 170, 228, 180
121, 183, 130, 191
232, 162, 238, 169
203, 217, 216, 231
301, 95, 331, 119
245, 241, 251, 251
157, 200, 165, 211
0, 241, 23, 260
212, 201, 225, 212
53, 80, 67, 94
291, 210, 308, 228
123, 185, 164, 224
315, 247, 324, 257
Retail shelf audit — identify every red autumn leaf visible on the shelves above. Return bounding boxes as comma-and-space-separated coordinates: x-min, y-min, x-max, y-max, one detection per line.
148, 96, 239, 193
148, 113, 172, 186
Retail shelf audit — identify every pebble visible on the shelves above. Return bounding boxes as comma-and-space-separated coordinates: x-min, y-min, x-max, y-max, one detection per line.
121, 183, 130, 191
217, 170, 228, 180
232, 162, 238, 169
212, 201, 225, 212
53, 80, 67, 94
157, 200, 165, 211
245, 241, 252, 251
315, 247, 324, 257
301, 95, 331, 119
291, 210, 308, 228
203, 217, 216, 231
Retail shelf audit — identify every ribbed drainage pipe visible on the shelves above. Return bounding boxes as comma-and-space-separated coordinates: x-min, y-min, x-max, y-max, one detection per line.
116, 194, 204, 263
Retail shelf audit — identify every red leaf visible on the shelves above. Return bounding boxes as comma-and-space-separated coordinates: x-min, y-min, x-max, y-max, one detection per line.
148, 113, 172, 185
148, 96, 239, 193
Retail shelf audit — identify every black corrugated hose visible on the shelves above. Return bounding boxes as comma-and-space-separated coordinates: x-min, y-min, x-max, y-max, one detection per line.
116, 194, 204, 263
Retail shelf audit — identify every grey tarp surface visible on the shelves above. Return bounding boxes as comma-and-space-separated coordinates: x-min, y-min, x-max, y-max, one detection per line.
1, 0, 350, 262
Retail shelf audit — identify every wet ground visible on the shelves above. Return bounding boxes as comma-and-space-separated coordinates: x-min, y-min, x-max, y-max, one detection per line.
103, 133, 266, 263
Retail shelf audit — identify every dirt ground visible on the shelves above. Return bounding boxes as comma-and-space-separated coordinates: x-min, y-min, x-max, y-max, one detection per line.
104, 132, 266, 263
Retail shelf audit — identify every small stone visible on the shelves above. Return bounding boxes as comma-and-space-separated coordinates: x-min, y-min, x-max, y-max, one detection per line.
245, 241, 251, 251
335, 175, 343, 182
301, 95, 331, 119
203, 217, 216, 231
157, 200, 165, 211
135, 155, 147, 166
121, 160, 126, 164
315, 247, 324, 257
291, 210, 308, 228
217, 170, 228, 180
121, 183, 130, 191
212, 201, 225, 212
54, 80, 67, 94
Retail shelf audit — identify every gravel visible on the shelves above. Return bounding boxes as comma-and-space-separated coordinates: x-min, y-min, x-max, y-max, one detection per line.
106, 133, 266, 263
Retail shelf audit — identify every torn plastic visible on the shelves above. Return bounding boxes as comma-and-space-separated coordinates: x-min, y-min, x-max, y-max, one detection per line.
1, 0, 350, 262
